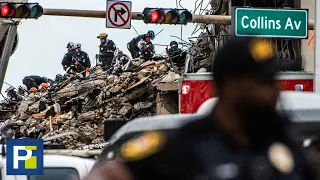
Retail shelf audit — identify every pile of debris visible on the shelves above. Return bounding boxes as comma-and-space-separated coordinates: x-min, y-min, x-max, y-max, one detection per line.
0, 59, 181, 149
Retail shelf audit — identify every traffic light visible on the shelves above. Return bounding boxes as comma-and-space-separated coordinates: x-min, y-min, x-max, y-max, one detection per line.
0, 2, 43, 19
143, 8, 192, 25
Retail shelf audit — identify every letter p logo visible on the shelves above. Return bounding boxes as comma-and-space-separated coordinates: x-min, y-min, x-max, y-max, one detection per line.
7, 139, 43, 175
13, 146, 37, 169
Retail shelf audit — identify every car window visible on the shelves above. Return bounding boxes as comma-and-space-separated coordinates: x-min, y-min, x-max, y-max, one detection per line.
28, 168, 80, 180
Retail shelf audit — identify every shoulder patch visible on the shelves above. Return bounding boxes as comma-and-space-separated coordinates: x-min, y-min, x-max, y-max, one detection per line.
249, 39, 275, 63
120, 131, 167, 161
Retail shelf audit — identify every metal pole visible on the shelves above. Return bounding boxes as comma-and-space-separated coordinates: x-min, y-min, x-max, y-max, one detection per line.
314, 1, 320, 93
43, 8, 315, 29
0, 24, 17, 92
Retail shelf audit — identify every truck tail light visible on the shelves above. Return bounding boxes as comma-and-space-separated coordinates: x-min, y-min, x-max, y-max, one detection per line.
295, 84, 304, 91
181, 84, 190, 95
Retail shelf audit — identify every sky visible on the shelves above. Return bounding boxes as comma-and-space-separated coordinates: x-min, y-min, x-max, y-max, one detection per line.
1, 0, 210, 94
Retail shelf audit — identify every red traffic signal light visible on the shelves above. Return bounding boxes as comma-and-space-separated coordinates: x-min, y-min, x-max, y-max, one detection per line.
0, 2, 43, 19
143, 8, 192, 25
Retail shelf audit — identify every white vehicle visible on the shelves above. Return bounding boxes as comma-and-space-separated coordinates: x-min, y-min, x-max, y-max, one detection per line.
0, 146, 96, 180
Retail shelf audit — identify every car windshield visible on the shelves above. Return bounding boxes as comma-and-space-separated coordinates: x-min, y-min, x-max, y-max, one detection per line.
28, 168, 80, 180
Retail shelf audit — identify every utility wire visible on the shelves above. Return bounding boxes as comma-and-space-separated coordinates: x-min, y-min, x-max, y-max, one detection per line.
155, 29, 164, 37
131, 24, 140, 36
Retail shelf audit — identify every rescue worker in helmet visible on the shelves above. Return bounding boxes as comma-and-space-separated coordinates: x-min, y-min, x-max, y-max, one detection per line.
117, 50, 131, 70
5, 86, 22, 103
111, 50, 132, 74
55, 74, 66, 84
39, 83, 50, 92
70, 43, 91, 78
97, 33, 116, 71
17, 85, 28, 96
62, 42, 76, 71
22, 75, 54, 91
127, 30, 155, 59
167, 40, 187, 68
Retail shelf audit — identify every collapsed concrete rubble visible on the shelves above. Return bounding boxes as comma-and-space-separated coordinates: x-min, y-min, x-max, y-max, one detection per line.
0, 59, 181, 149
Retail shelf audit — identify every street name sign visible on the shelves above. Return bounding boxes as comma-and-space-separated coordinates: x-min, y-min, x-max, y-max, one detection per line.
106, 0, 132, 29
232, 8, 308, 39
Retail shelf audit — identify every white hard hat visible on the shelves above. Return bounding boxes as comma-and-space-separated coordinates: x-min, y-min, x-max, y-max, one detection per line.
138, 40, 146, 50
75, 42, 81, 49
69, 42, 76, 49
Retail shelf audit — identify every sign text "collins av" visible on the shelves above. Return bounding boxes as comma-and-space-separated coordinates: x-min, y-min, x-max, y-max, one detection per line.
232, 8, 308, 39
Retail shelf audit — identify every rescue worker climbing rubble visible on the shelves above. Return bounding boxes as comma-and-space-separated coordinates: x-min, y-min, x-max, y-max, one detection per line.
118, 50, 131, 71
85, 36, 316, 180
5, 87, 22, 104
97, 33, 116, 71
167, 40, 187, 67
127, 30, 155, 59
22, 75, 54, 91
61, 42, 76, 71
17, 85, 28, 96
69, 43, 91, 78
39, 83, 50, 92
110, 49, 132, 75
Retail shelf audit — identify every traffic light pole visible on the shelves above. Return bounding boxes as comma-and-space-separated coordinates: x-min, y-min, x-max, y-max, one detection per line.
0, 22, 17, 92
42, 8, 315, 30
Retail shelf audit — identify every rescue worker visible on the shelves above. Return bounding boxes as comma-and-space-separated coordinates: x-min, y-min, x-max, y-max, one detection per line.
97, 33, 116, 70
39, 83, 50, 92
110, 49, 132, 75
137, 39, 154, 60
117, 50, 131, 70
17, 85, 28, 96
127, 30, 155, 59
5, 87, 22, 103
70, 43, 91, 78
84, 37, 316, 180
62, 42, 76, 71
22, 75, 54, 90
167, 40, 187, 67
55, 74, 66, 84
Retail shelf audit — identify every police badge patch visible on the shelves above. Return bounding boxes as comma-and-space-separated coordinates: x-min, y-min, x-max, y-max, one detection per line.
120, 131, 167, 161
267, 142, 295, 174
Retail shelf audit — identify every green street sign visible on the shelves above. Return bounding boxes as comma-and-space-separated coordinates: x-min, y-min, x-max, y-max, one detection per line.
232, 8, 308, 39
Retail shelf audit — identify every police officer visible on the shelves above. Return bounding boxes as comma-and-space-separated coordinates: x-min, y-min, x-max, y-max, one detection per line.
71, 43, 91, 77
97, 33, 116, 70
127, 30, 155, 59
62, 42, 76, 71
22, 75, 54, 90
168, 40, 187, 67
85, 36, 316, 180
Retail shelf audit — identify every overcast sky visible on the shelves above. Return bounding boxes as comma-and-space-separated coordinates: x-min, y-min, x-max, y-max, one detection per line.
1, 0, 209, 94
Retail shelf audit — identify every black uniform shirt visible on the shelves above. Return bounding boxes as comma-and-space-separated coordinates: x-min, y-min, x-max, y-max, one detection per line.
119, 115, 315, 180
62, 49, 76, 68
100, 40, 116, 55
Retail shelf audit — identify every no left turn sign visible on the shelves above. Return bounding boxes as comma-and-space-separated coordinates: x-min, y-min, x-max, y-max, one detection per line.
106, 0, 132, 29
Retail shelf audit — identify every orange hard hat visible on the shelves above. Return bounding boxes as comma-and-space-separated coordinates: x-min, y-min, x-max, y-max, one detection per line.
41, 83, 49, 89
29, 87, 38, 93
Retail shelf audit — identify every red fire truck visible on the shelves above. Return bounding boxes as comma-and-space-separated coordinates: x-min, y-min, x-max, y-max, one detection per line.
179, 72, 313, 114
177, 0, 315, 114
